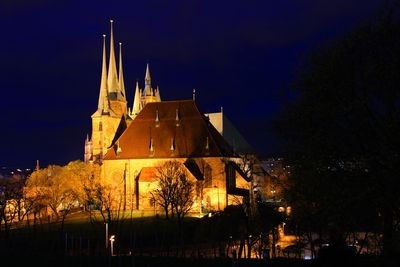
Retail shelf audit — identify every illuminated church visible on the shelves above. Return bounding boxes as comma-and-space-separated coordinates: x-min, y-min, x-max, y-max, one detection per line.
84, 21, 257, 212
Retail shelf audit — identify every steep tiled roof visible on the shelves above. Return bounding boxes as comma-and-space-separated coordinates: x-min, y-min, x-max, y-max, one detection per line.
104, 100, 234, 160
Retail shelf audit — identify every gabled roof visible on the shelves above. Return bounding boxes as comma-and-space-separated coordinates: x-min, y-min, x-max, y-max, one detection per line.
104, 100, 234, 160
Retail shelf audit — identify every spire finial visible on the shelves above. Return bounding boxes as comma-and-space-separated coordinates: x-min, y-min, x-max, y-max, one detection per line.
192, 89, 196, 101
107, 19, 119, 94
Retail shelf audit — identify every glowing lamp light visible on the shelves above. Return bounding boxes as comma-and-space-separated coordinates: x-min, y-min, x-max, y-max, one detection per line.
109, 235, 116, 256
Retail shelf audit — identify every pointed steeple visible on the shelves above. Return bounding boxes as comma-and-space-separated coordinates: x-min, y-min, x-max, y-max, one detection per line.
118, 42, 126, 100
145, 63, 151, 84
107, 19, 119, 94
132, 80, 141, 115
98, 34, 110, 113
144, 63, 152, 96
155, 86, 161, 102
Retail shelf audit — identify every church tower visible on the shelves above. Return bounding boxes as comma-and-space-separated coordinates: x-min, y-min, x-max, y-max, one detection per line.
86, 20, 128, 162
130, 64, 161, 118
85, 20, 163, 162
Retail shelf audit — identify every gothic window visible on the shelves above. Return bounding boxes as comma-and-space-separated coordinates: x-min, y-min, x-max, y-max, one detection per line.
204, 165, 212, 188
99, 121, 103, 131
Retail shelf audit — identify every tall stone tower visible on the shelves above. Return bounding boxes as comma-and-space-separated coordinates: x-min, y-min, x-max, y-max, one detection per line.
86, 20, 128, 163
85, 21, 162, 162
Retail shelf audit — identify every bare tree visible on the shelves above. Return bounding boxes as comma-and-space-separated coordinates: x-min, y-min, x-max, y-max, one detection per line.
0, 175, 23, 235
151, 161, 181, 219
172, 170, 194, 226
151, 161, 195, 221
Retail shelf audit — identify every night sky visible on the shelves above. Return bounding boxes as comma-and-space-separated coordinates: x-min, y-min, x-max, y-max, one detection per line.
0, 0, 381, 169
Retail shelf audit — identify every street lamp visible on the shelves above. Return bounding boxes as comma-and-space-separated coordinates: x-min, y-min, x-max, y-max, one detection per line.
105, 222, 108, 250
214, 185, 220, 211
109, 235, 116, 256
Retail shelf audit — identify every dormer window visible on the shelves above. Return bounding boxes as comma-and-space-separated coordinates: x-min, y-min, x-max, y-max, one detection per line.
170, 137, 175, 155
116, 141, 122, 156
175, 109, 180, 126
149, 138, 154, 157
155, 109, 160, 127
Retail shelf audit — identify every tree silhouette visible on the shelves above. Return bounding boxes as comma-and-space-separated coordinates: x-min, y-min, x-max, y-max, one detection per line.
275, 11, 400, 258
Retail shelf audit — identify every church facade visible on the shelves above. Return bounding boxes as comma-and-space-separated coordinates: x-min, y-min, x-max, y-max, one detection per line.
85, 21, 255, 213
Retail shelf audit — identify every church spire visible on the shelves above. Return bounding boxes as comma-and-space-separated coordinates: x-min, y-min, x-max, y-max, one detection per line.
107, 19, 119, 95
98, 34, 110, 113
155, 85, 161, 102
118, 42, 126, 100
144, 63, 152, 96
132, 80, 141, 115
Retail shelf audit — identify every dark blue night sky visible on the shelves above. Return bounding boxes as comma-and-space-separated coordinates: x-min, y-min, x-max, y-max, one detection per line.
0, 0, 381, 168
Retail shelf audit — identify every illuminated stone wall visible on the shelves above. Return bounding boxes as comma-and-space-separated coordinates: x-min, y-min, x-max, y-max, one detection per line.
102, 157, 250, 213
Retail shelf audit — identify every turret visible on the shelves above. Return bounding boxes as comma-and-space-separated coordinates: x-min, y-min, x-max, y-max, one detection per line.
144, 63, 152, 96
140, 63, 160, 108
84, 134, 93, 163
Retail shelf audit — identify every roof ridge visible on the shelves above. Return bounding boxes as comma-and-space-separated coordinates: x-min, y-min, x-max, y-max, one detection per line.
146, 99, 194, 104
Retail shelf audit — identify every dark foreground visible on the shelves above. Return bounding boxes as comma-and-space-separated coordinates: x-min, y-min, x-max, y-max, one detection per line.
0, 255, 396, 267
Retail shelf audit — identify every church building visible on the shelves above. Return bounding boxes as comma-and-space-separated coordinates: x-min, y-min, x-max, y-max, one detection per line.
85, 21, 256, 213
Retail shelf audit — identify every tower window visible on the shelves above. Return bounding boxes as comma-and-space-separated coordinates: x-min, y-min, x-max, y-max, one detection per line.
99, 122, 103, 131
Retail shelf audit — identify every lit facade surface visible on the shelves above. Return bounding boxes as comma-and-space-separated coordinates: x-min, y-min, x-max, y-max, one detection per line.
85, 21, 258, 212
